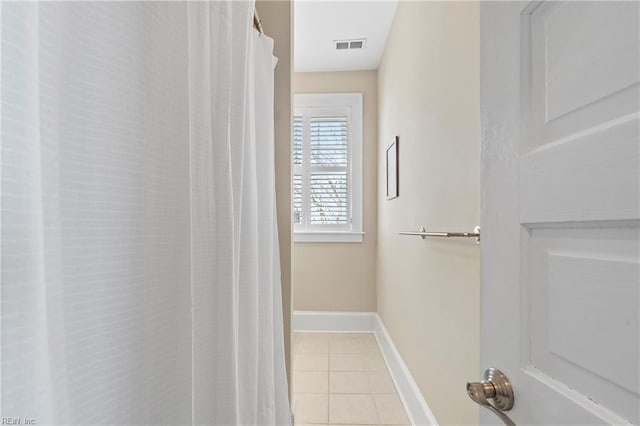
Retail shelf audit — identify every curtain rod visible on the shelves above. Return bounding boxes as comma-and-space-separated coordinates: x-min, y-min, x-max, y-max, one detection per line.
253, 8, 264, 34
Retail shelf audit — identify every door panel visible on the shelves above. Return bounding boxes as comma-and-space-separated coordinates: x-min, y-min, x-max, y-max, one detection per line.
527, 226, 639, 422
523, 1, 639, 223
520, 122, 639, 223
527, 2, 640, 149
541, 2, 639, 122
480, 1, 639, 424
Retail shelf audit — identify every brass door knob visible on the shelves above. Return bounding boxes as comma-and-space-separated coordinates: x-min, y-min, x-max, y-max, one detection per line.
467, 368, 515, 425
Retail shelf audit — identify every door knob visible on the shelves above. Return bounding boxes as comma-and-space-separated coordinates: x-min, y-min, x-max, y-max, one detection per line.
467, 368, 515, 426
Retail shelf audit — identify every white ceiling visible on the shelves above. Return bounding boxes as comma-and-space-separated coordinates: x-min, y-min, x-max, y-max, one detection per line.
294, 0, 399, 73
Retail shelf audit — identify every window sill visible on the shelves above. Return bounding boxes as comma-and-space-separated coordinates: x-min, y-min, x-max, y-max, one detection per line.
293, 231, 364, 243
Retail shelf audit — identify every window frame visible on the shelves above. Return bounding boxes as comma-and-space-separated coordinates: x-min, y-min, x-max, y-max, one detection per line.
293, 93, 363, 243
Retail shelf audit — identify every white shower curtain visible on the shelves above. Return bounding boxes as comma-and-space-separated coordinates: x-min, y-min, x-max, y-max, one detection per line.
1, 2, 290, 425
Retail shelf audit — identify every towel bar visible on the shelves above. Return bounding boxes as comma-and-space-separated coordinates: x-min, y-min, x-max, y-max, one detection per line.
399, 226, 480, 244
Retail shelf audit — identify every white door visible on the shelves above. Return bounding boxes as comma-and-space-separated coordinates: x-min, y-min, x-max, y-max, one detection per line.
479, 1, 639, 425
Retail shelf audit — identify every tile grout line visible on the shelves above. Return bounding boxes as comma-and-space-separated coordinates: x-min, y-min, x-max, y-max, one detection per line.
294, 332, 409, 426
327, 351, 330, 424
372, 392, 381, 426
368, 370, 383, 426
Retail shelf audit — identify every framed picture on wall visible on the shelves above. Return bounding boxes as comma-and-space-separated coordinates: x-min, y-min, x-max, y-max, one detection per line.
386, 136, 399, 200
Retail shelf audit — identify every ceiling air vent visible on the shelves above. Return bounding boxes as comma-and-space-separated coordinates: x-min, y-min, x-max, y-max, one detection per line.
335, 39, 366, 50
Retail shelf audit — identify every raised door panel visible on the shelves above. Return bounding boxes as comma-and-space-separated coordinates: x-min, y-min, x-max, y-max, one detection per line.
519, 2, 640, 424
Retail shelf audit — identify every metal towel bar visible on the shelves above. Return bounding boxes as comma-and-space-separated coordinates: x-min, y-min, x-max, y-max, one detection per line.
399, 226, 481, 244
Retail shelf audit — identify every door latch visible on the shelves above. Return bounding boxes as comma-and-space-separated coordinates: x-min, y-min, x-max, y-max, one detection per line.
467, 368, 516, 426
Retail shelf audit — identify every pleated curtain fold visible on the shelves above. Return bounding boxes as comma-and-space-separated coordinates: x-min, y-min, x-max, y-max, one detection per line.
1, 2, 290, 424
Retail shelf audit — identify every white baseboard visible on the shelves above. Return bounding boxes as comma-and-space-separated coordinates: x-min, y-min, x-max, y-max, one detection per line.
373, 315, 439, 426
293, 310, 377, 333
292, 310, 438, 426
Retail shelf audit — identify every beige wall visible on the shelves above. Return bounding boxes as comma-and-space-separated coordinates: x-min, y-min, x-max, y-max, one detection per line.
293, 71, 378, 312
255, 0, 293, 397
377, 2, 480, 424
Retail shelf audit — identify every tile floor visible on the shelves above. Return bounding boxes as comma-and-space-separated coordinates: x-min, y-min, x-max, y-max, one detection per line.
292, 332, 411, 426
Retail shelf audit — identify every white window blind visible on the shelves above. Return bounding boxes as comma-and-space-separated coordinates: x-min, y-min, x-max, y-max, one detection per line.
293, 115, 303, 166
293, 115, 304, 225
310, 117, 348, 166
310, 172, 348, 224
293, 173, 303, 225
293, 93, 363, 243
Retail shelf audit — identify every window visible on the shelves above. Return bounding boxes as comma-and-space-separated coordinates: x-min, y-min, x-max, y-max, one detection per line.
293, 93, 363, 243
